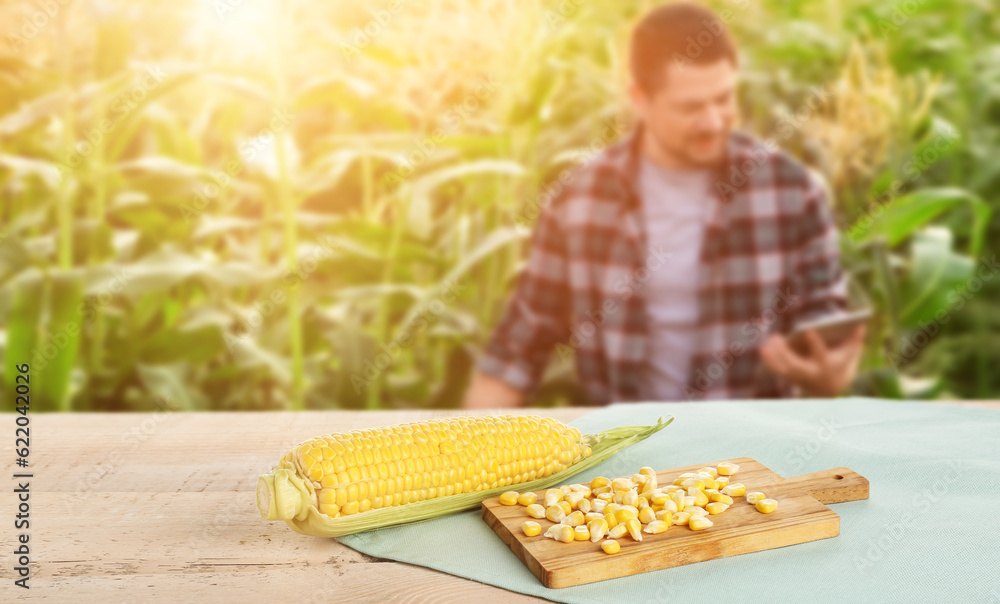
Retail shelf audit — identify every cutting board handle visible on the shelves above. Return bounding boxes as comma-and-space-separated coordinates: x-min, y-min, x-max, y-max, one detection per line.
772, 467, 869, 504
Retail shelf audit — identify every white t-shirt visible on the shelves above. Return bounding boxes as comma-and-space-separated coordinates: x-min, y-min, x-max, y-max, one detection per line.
636, 156, 716, 401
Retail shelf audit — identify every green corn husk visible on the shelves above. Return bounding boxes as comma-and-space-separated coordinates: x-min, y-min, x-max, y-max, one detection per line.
257, 415, 673, 538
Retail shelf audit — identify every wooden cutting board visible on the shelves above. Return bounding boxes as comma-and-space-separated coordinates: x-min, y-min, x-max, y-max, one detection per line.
482, 457, 869, 588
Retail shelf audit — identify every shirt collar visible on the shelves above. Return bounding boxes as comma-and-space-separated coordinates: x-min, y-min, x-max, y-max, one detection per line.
619, 120, 748, 205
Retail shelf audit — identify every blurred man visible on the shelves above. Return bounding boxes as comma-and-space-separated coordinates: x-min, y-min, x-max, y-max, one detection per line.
463, 2, 864, 408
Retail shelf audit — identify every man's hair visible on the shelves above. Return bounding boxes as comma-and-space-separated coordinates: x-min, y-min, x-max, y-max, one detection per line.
629, 2, 738, 94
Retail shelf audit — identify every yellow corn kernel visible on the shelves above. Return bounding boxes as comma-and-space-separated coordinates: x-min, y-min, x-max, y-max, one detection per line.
650, 492, 670, 506
500, 491, 519, 506
722, 483, 746, 497
671, 491, 686, 511
546, 524, 575, 543
622, 489, 639, 507
565, 492, 584, 510
605, 503, 621, 514
681, 478, 705, 490
687, 506, 709, 517
526, 503, 546, 519
578, 498, 593, 514
655, 510, 674, 523
640, 476, 658, 494
672, 511, 691, 526
716, 462, 740, 476
755, 498, 778, 514
715, 476, 730, 489
615, 508, 637, 524
638, 506, 657, 524
705, 502, 730, 515
588, 518, 609, 542
608, 524, 629, 539
688, 487, 709, 507
677, 472, 695, 480
698, 467, 719, 479
592, 499, 607, 513
584, 512, 605, 523
574, 525, 591, 541
709, 493, 734, 505
601, 539, 621, 554
521, 520, 542, 537
632, 473, 648, 487
544, 489, 564, 507
689, 516, 713, 531
643, 520, 670, 534
559, 484, 573, 495
558, 500, 572, 515
702, 478, 719, 490
517, 492, 537, 506
625, 517, 643, 541
604, 511, 619, 529
545, 505, 566, 523
662, 500, 679, 513
639, 466, 657, 478
564, 510, 586, 527
746, 492, 766, 505
591, 476, 610, 490
611, 477, 634, 492
597, 492, 614, 502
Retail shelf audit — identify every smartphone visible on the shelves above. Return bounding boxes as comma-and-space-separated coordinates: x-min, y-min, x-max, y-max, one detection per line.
787, 308, 872, 354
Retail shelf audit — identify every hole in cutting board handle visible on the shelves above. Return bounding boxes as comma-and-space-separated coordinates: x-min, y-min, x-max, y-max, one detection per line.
833, 474, 844, 480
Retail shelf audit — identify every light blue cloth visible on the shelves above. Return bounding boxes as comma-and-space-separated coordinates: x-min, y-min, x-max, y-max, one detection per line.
338, 399, 1000, 603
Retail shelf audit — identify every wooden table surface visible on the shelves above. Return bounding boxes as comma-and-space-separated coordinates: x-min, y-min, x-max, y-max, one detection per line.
3, 401, 997, 603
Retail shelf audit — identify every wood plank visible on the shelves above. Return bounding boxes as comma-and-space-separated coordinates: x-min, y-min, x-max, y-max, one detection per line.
3, 408, 587, 603
481, 457, 869, 589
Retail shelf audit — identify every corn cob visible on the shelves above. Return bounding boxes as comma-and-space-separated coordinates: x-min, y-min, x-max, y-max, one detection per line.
257, 414, 672, 537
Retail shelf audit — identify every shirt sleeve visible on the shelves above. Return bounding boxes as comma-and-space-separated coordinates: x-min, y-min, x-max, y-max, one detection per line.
477, 200, 573, 394
792, 169, 849, 324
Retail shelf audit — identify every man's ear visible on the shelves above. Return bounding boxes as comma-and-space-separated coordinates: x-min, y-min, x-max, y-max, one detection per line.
628, 81, 648, 122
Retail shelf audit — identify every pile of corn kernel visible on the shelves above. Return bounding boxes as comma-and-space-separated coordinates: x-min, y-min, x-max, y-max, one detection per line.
499, 462, 779, 554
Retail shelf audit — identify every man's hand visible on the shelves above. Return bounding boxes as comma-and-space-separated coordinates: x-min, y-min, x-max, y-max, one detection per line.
461, 371, 525, 409
760, 326, 866, 397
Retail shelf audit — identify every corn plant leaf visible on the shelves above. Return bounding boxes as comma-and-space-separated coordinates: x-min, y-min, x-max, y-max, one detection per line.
898, 227, 976, 327
849, 187, 990, 254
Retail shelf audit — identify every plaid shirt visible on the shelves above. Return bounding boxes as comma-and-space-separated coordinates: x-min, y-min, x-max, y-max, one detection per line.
479, 124, 848, 403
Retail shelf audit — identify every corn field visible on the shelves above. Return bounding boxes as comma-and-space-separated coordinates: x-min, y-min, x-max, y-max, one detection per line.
1, 0, 998, 412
